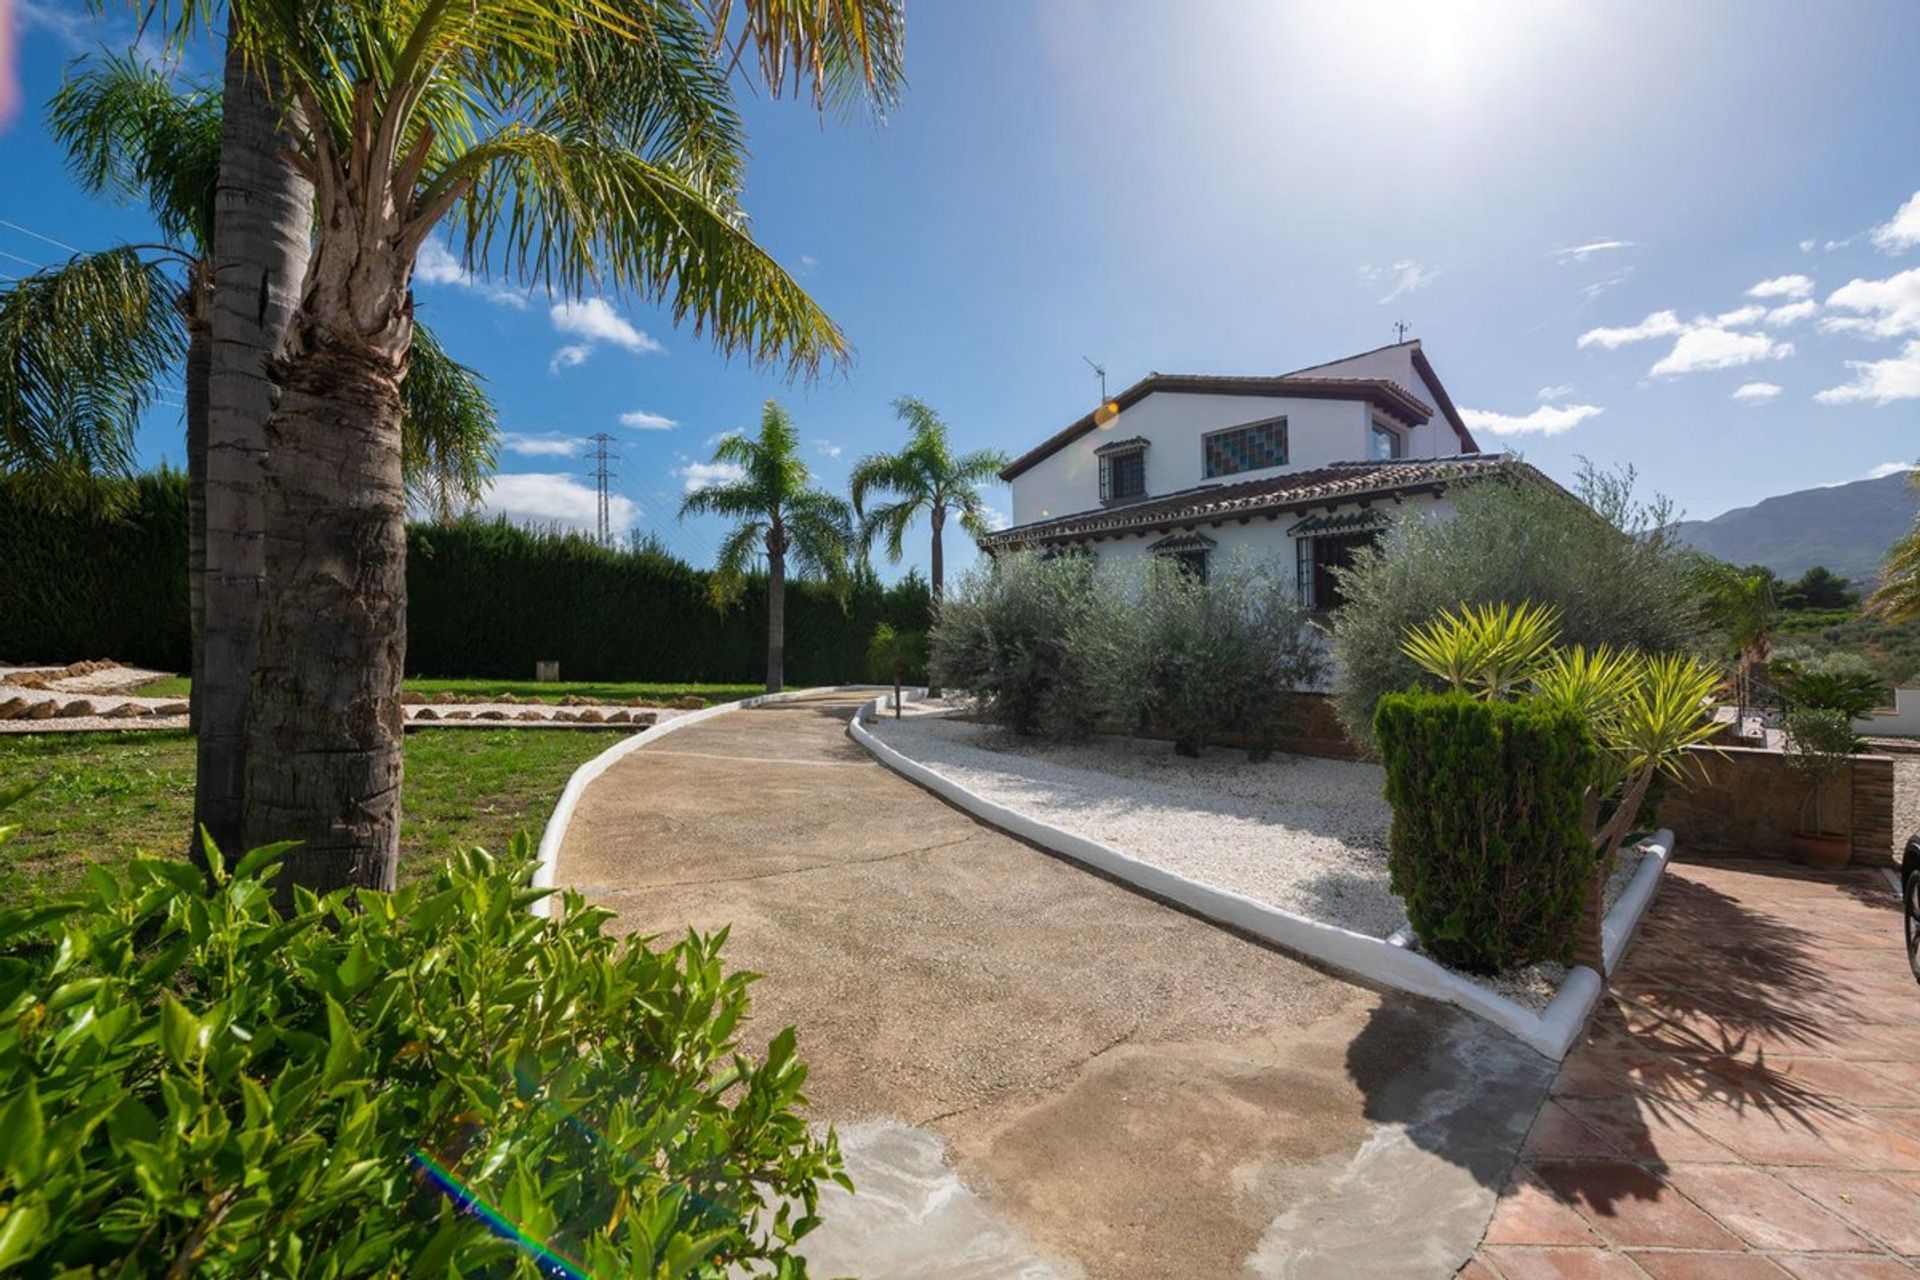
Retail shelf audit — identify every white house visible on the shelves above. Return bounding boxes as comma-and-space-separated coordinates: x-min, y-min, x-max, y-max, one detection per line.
979, 340, 1557, 608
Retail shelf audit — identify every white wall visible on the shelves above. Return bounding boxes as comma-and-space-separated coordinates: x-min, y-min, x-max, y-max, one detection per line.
1285, 344, 1466, 459
1855, 687, 1920, 738
1011, 393, 1376, 526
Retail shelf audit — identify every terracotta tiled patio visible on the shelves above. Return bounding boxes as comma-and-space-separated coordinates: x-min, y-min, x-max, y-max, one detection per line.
1463, 856, 1919, 1279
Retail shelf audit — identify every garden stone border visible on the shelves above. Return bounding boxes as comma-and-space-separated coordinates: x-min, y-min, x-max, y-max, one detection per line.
847, 694, 1673, 1061
528, 685, 901, 918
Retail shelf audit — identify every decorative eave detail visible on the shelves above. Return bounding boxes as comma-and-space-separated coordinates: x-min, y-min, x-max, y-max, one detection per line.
1146, 531, 1218, 554
1093, 435, 1150, 457
1286, 510, 1392, 537
979, 455, 1569, 553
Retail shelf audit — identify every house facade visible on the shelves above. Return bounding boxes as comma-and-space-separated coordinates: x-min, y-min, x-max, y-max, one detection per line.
980, 340, 1548, 608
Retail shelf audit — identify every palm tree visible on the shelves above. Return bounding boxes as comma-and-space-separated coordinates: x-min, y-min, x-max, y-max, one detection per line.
849, 396, 1007, 694
1868, 466, 1920, 622
1690, 557, 1777, 728
0, 54, 497, 859
216, 0, 899, 890
681, 401, 856, 694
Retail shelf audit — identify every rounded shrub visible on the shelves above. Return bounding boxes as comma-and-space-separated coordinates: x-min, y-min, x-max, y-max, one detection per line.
1374, 689, 1598, 974
0, 836, 842, 1276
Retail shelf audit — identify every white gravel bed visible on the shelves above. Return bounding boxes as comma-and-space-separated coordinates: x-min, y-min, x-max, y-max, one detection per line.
871, 706, 1658, 1015
869, 711, 1406, 938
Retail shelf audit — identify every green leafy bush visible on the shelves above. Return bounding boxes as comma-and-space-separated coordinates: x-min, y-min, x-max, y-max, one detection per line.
1094, 558, 1325, 756
1331, 463, 1706, 752
930, 552, 1114, 737
1781, 669, 1888, 720
1782, 707, 1858, 834
1374, 690, 1598, 974
0, 833, 843, 1277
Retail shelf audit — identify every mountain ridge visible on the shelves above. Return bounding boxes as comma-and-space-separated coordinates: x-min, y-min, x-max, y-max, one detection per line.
1669, 470, 1918, 583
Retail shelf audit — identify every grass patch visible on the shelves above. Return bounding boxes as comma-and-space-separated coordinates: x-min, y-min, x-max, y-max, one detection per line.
128, 676, 767, 704
1, 727, 626, 898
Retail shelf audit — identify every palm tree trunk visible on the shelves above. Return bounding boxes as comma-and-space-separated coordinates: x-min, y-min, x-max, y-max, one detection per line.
245, 342, 407, 894
766, 531, 787, 694
927, 505, 944, 698
197, 36, 311, 868
183, 283, 211, 738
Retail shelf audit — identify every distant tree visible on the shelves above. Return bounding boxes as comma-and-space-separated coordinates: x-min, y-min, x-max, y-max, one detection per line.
849, 396, 1008, 694
1779, 565, 1859, 612
866, 622, 926, 717
680, 401, 856, 693
1691, 557, 1778, 723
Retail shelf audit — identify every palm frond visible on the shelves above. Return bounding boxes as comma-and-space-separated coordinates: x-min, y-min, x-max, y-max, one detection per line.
708, 517, 764, 608
401, 322, 499, 516
702, 0, 905, 115
1867, 467, 1920, 622
47, 53, 223, 253
0, 249, 187, 500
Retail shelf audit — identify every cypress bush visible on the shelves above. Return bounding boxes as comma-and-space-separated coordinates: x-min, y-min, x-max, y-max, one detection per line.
1373, 689, 1597, 974
0, 472, 191, 671
1, 478, 928, 682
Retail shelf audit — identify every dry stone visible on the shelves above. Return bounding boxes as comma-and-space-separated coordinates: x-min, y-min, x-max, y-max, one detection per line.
674, 696, 706, 711
102, 702, 144, 719
632, 711, 658, 727
400, 691, 426, 705
434, 691, 460, 705
575, 708, 605, 723
443, 710, 473, 721
59, 700, 96, 718
516, 710, 544, 721
25, 700, 57, 720
499, 692, 518, 704
0, 697, 27, 720
415, 708, 440, 721
155, 702, 189, 716
477, 710, 507, 720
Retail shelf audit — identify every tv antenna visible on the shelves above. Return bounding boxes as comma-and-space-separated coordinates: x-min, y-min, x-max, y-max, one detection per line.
1393, 320, 1413, 342
586, 432, 620, 545
1081, 355, 1107, 401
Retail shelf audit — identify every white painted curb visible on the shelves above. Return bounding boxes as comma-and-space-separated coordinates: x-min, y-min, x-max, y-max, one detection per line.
528, 684, 899, 918
847, 696, 1672, 1062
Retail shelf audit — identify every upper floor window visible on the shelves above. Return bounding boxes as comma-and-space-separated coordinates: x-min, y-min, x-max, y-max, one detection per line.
1370, 420, 1405, 460
1097, 437, 1148, 504
1203, 417, 1288, 479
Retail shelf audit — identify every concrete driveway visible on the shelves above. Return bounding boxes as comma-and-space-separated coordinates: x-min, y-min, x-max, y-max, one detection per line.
555, 692, 1555, 1279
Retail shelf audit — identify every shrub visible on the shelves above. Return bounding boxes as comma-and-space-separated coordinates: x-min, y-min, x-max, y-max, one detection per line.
1097, 558, 1324, 756
930, 552, 1114, 737
1781, 668, 1888, 720
0, 831, 843, 1277
1374, 690, 1598, 974
1331, 462, 1706, 752
1782, 707, 1858, 834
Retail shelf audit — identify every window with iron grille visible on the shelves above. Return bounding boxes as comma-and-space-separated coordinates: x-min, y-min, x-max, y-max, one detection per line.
1099, 448, 1146, 503
1296, 531, 1378, 610
1203, 417, 1288, 478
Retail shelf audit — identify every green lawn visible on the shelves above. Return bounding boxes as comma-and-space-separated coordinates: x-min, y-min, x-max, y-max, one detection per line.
0, 727, 627, 898
131, 675, 767, 704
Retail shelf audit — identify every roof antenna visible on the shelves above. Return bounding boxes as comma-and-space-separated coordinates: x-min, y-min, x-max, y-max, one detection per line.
1081, 355, 1107, 400
1393, 320, 1412, 343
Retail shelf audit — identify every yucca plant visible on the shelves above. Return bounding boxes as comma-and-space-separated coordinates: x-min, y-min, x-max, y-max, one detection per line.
1402, 600, 1562, 699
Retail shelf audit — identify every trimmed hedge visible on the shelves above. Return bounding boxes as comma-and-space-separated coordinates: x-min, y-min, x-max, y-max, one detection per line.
1373, 689, 1597, 974
1, 477, 929, 683
0, 472, 191, 671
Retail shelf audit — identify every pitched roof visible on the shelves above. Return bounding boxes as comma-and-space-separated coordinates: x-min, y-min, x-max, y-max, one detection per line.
978, 454, 1552, 551
1282, 339, 1480, 454
997, 374, 1436, 481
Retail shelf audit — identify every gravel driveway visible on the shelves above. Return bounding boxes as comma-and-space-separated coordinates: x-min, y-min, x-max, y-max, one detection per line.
1894, 757, 1920, 845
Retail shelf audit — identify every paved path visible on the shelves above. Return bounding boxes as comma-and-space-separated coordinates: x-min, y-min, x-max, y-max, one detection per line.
1464, 857, 1920, 1279
555, 692, 1555, 1279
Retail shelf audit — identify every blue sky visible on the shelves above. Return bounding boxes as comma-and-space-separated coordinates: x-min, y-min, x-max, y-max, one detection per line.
4, 0, 1918, 582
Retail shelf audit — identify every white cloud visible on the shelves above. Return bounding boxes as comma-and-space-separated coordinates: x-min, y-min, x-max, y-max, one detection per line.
1871, 190, 1920, 254
1555, 239, 1636, 263
618, 410, 678, 431
676, 461, 747, 494
480, 472, 638, 531
1765, 300, 1818, 326
1576, 309, 1686, 349
501, 432, 585, 457
1730, 382, 1782, 404
799, 254, 818, 275
1576, 268, 1635, 305
1536, 384, 1577, 401
413, 239, 527, 308
704, 430, 744, 448
550, 298, 662, 354
813, 439, 844, 459
1713, 304, 1768, 327
1821, 267, 1920, 339
1815, 340, 1920, 406
1358, 259, 1439, 303
548, 344, 592, 375
1867, 461, 1918, 480
1457, 402, 1604, 437
1746, 274, 1815, 300
1649, 327, 1793, 377
980, 505, 1010, 532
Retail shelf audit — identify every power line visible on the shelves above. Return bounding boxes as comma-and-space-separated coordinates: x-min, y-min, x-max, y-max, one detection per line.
0, 219, 81, 254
